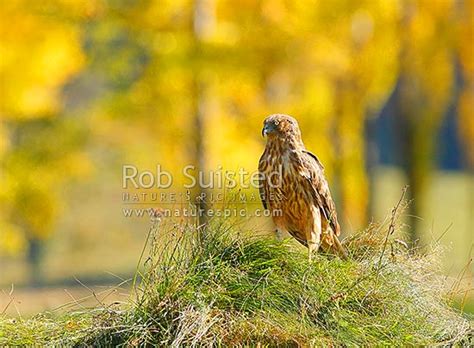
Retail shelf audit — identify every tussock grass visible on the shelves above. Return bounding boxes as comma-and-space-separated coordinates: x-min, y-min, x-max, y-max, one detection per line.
1, 212, 472, 346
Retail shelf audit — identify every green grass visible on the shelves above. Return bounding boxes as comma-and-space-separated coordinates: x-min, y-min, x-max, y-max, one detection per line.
1, 215, 472, 346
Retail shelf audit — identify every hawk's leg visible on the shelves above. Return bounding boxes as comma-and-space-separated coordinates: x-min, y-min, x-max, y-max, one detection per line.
307, 239, 321, 261
308, 206, 322, 261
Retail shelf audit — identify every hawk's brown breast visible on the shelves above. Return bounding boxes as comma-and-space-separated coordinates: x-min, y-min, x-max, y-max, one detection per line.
259, 147, 316, 245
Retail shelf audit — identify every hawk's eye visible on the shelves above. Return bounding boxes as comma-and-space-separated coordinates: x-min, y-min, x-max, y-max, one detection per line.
274, 121, 279, 126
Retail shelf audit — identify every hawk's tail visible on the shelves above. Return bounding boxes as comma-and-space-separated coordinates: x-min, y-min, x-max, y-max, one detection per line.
332, 235, 348, 260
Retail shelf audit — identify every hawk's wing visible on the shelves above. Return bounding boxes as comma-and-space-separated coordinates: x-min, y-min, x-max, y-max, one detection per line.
303, 150, 324, 170
299, 150, 341, 236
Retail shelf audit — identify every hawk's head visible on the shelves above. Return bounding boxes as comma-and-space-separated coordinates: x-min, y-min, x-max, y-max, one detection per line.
262, 114, 301, 140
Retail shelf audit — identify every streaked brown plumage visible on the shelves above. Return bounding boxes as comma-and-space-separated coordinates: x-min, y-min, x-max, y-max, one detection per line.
258, 114, 346, 259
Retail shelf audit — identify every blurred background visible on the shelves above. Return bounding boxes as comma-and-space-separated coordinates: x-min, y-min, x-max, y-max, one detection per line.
0, 0, 472, 315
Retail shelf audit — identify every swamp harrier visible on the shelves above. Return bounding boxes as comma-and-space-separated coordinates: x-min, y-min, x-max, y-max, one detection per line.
258, 114, 347, 260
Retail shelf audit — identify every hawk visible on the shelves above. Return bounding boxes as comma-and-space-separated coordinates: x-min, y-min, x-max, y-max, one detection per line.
258, 114, 347, 260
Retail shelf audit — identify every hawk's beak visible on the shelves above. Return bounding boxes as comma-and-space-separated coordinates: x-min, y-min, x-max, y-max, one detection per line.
262, 124, 270, 137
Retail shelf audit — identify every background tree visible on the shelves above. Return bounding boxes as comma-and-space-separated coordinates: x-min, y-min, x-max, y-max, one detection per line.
0, 0, 91, 283
393, 0, 455, 243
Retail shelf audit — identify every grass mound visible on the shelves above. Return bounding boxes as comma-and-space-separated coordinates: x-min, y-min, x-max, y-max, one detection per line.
1, 216, 472, 346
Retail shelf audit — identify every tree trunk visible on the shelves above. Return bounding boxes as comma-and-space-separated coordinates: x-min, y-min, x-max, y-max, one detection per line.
27, 237, 42, 286
192, 0, 214, 228
365, 115, 378, 221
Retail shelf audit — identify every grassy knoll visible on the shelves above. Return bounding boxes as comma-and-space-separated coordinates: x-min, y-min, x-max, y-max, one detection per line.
1, 213, 472, 346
